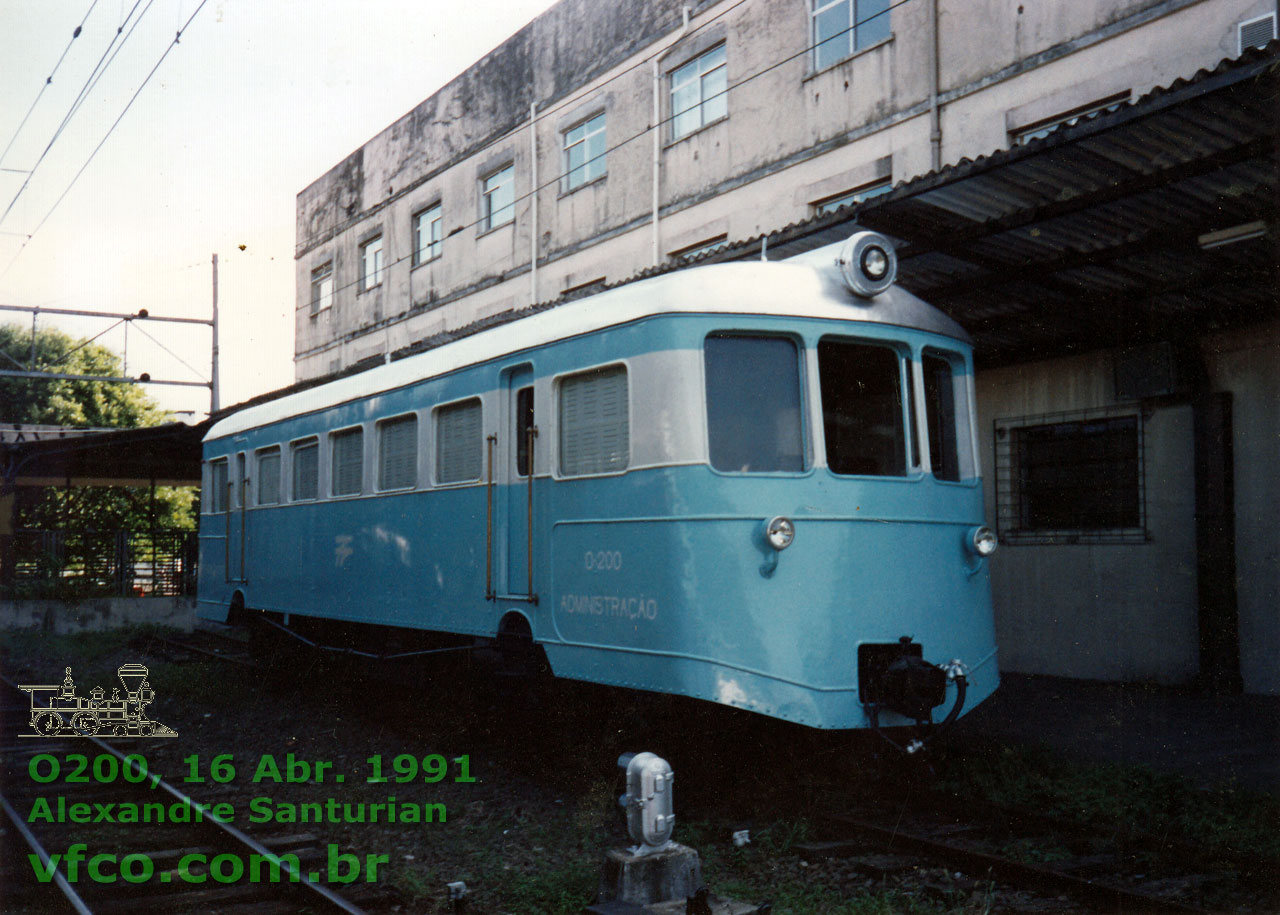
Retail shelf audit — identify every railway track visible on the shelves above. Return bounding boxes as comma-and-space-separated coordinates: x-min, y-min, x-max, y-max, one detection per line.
795, 791, 1277, 914
0, 673, 383, 915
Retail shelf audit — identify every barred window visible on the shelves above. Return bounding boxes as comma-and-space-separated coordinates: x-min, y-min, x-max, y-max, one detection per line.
208, 460, 228, 513
560, 365, 629, 476
291, 439, 318, 501
436, 399, 483, 484
331, 427, 364, 496
256, 447, 281, 505
378, 414, 418, 490
995, 409, 1145, 544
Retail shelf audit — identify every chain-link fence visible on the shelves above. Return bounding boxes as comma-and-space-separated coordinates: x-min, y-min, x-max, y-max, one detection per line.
8, 530, 198, 599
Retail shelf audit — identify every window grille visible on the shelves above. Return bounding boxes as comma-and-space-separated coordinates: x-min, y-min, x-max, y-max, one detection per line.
670, 45, 727, 139
436, 400, 483, 483
378, 415, 418, 490
256, 448, 281, 505
331, 427, 364, 496
560, 365, 629, 476
994, 407, 1147, 545
291, 439, 318, 501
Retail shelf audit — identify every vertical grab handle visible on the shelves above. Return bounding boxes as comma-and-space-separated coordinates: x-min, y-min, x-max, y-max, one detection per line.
240, 477, 248, 582
224, 481, 233, 584
485, 434, 496, 600
526, 425, 538, 602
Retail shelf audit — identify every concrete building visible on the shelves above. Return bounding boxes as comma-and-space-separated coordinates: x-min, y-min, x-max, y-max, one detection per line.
291, 0, 1278, 694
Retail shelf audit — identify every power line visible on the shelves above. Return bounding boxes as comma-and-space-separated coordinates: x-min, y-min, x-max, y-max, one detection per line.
0, 0, 103, 168
0, 0, 149, 229
0, 0, 210, 282
314, 0, 915, 305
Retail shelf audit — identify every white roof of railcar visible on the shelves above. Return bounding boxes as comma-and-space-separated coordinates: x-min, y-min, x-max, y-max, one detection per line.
207, 248, 968, 441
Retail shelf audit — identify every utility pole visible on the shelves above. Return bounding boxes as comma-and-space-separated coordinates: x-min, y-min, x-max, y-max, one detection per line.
211, 253, 220, 414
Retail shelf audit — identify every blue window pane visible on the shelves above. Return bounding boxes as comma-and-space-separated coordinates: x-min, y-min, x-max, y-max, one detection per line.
856, 0, 890, 48
705, 336, 805, 473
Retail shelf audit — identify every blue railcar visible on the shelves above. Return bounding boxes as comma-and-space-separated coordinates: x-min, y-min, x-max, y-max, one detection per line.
197, 233, 999, 731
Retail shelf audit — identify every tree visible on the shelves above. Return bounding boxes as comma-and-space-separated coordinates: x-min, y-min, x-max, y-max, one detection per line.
2, 322, 196, 533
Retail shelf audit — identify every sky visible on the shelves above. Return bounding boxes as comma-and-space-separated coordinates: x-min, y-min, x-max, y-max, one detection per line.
0, 0, 561, 422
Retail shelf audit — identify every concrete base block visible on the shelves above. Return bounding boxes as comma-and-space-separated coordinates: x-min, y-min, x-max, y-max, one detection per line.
597, 843, 703, 906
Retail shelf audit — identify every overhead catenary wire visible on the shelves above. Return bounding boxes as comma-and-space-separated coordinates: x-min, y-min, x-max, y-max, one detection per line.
311, 0, 912, 306
0, 0, 150, 229
0, 0, 103, 169
0, 0, 211, 282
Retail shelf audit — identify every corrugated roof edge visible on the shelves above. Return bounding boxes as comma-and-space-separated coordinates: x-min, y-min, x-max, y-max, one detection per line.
215, 42, 1277, 425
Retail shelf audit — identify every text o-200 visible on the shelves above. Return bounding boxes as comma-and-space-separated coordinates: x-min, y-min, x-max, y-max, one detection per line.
29, 753, 151, 785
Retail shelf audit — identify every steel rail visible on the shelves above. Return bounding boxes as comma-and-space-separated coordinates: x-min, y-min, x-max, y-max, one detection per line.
0, 673, 369, 915
0, 791, 96, 915
822, 811, 1211, 914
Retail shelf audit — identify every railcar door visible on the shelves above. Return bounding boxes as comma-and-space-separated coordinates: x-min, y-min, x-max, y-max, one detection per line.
499, 365, 537, 602
227, 451, 247, 584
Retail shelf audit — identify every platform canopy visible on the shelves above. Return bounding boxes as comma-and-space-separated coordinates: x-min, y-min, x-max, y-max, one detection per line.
734, 43, 1278, 367
0, 421, 207, 490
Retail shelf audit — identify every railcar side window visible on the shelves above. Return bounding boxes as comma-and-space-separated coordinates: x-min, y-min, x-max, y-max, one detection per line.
560, 365, 629, 476
436, 399, 483, 483
208, 459, 228, 513
256, 447, 281, 505
705, 336, 804, 473
331, 427, 364, 496
378, 414, 418, 490
923, 352, 962, 482
291, 439, 318, 501
818, 339, 906, 476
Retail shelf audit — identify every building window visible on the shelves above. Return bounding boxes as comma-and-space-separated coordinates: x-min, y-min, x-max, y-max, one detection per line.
672, 234, 729, 263
818, 338, 905, 477
560, 365, 629, 476
359, 236, 384, 291
378, 414, 418, 490
670, 44, 727, 140
1011, 93, 1129, 146
256, 447, 281, 505
482, 166, 515, 230
812, 0, 891, 71
291, 439, 318, 501
995, 408, 1146, 544
331, 427, 364, 496
436, 399, 483, 484
705, 335, 805, 473
412, 205, 442, 265
207, 460, 228, 513
814, 178, 892, 215
310, 263, 333, 315
563, 113, 607, 191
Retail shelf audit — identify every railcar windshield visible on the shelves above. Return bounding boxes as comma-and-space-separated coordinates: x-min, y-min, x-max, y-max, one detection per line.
705, 335, 805, 472
818, 339, 906, 476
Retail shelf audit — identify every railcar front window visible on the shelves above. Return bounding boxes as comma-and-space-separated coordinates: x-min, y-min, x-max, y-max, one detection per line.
923, 352, 961, 481
705, 336, 804, 473
818, 339, 905, 476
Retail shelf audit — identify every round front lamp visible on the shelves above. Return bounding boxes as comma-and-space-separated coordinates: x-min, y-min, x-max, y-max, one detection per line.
837, 231, 898, 298
764, 516, 795, 551
967, 525, 998, 557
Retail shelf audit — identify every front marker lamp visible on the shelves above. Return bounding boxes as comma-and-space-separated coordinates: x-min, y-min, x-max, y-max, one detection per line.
967, 525, 998, 557
764, 516, 795, 551
837, 230, 898, 298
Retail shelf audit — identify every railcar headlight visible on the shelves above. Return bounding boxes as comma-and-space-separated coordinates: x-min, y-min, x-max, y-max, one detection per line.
764, 516, 795, 551
967, 525, 998, 557
837, 231, 897, 298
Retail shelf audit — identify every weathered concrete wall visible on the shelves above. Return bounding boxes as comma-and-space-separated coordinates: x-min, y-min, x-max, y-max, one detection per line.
293, 0, 1271, 379
1, 597, 196, 634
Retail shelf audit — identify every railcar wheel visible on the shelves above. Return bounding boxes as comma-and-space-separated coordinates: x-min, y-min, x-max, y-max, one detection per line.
34, 712, 64, 735
71, 711, 102, 736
